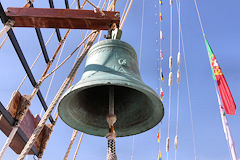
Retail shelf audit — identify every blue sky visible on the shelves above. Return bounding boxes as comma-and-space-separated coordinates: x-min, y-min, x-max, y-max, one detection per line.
0, 0, 240, 160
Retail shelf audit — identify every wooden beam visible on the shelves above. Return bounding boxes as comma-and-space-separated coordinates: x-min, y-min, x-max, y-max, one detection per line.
0, 91, 51, 155
5, 8, 120, 30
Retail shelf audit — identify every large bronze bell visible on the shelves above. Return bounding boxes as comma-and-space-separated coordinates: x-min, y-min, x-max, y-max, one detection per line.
58, 39, 164, 137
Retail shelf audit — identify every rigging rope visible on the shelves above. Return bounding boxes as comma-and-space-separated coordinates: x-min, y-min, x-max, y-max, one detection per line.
17, 31, 56, 91
180, 27, 198, 160
2, 1, 129, 159
174, 0, 181, 159
97, 0, 112, 41
49, 0, 88, 119
138, 0, 145, 71
193, 1, 238, 160
39, 38, 66, 117
41, 31, 96, 81
156, 1, 163, 160
166, 0, 173, 159
102, 0, 108, 10
0, 0, 35, 49
106, 139, 117, 160
67, 29, 89, 88
0, 19, 14, 39
0, 29, 71, 159
0, 34, 9, 49
130, 136, 135, 160
120, 0, 129, 23
176, 6, 198, 158
17, 32, 99, 160
38, 33, 87, 159
0, 1, 103, 160
158, 0, 163, 98
73, 133, 84, 160
98, 0, 103, 7
0, 0, 85, 157
37, 113, 59, 160
107, 0, 111, 8
17, 0, 123, 157
128, 0, 144, 159
56, 1, 123, 157
119, 0, 133, 29
215, 84, 237, 160
193, 0, 205, 37
64, 130, 79, 160
38, 32, 88, 160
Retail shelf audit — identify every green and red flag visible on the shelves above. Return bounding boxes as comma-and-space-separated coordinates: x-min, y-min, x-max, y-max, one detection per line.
205, 38, 236, 115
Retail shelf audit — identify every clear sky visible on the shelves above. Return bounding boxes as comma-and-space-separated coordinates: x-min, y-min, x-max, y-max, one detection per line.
0, 0, 240, 160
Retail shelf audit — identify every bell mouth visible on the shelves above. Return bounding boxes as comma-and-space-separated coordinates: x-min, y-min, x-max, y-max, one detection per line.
58, 79, 164, 137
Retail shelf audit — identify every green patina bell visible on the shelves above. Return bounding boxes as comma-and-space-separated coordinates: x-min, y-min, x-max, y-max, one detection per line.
58, 39, 164, 137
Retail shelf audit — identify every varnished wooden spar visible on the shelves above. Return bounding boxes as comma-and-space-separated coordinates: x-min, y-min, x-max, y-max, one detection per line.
5, 7, 120, 30
0, 91, 51, 155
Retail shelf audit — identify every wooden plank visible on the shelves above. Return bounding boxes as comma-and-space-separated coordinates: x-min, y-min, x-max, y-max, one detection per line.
0, 91, 51, 155
5, 7, 120, 30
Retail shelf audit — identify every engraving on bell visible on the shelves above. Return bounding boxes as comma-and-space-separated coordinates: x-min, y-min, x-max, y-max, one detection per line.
58, 39, 164, 137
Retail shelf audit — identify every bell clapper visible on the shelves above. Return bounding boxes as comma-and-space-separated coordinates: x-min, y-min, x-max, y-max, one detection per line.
106, 86, 117, 160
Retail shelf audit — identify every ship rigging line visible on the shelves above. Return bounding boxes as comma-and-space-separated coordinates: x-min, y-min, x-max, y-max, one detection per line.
158, 0, 163, 94
17, 0, 132, 159
41, 31, 96, 81
173, 0, 198, 158
61, 31, 90, 160
166, 0, 173, 159
64, 130, 79, 160
193, 0, 238, 160
59, 0, 134, 158
0, 0, 88, 158
17, 31, 55, 91
39, 38, 66, 117
17, 31, 100, 160
130, 136, 135, 160
138, 0, 145, 71
174, 0, 181, 160
157, 0, 163, 157
120, 0, 129, 23
129, 0, 145, 159
41, 39, 86, 159
73, 132, 84, 160
0, 28, 72, 160
180, 19, 198, 160
119, 0, 133, 29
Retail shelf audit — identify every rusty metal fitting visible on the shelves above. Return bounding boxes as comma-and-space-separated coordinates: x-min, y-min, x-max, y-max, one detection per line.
106, 114, 117, 127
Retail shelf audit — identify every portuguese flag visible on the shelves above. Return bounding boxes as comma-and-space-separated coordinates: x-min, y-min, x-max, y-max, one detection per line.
205, 38, 236, 115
